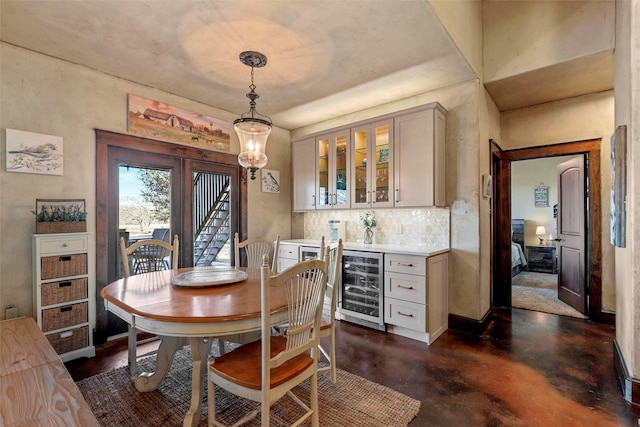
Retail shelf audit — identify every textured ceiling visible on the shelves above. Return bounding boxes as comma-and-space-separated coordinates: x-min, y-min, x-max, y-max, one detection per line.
0, 0, 476, 130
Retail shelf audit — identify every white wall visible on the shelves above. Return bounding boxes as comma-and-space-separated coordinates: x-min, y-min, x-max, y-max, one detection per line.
0, 43, 292, 318
613, 0, 639, 383
483, 0, 615, 81
512, 156, 574, 246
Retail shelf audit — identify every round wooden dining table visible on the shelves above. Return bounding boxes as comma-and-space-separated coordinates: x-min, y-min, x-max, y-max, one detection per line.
100, 266, 289, 427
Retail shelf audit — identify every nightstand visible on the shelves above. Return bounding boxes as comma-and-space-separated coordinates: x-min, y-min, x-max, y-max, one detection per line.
526, 245, 557, 274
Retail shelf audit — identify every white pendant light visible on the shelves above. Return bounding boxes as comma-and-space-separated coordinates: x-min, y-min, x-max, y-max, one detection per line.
234, 51, 272, 180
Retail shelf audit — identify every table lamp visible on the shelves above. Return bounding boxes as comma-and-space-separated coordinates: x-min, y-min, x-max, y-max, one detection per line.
535, 225, 547, 244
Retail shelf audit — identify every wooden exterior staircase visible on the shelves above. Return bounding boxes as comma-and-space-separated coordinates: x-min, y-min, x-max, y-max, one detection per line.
193, 173, 232, 266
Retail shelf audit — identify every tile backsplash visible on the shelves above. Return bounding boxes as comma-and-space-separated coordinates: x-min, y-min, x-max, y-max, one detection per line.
303, 207, 450, 248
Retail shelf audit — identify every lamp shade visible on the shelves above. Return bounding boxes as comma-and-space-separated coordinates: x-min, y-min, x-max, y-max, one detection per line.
234, 117, 270, 179
535, 225, 547, 236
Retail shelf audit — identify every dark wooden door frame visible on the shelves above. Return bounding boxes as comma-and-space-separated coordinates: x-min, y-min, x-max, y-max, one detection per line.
491, 138, 603, 322
95, 129, 248, 343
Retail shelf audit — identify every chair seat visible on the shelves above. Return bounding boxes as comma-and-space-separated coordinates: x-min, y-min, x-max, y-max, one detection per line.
210, 335, 313, 390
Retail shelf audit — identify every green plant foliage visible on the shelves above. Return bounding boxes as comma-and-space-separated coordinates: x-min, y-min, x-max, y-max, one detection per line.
35, 202, 87, 222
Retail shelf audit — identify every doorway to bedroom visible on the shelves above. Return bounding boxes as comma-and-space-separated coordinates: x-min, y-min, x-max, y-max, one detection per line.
490, 138, 603, 322
510, 156, 586, 319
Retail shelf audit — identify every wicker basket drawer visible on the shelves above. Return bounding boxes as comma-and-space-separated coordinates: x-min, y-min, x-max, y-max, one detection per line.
46, 326, 89, 355
41, 253, 87, 280
42, 302, 88, 332
41, 278, 88, 306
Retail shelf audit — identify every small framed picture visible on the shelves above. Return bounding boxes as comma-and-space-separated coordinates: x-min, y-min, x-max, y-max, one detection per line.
534, 184, 549, 207
261, 169, 280, 193
6, 129, 63, 176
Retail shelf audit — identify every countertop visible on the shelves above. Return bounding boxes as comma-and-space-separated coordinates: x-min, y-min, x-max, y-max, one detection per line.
280, 239, 449, 257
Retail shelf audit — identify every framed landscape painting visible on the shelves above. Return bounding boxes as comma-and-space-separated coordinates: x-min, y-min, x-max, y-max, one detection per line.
127, 94, 231, 152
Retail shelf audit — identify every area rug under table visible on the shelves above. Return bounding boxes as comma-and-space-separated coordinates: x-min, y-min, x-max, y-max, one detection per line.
76, 348, 420, 426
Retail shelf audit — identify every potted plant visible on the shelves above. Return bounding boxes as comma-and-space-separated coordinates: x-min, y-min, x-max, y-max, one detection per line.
360, 211, 377, 245
34, 199, 87, 234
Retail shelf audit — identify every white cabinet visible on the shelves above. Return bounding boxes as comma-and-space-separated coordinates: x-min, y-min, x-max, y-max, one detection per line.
316, 129, 350, 210
277, 243, 299, 272
292, 138, 316, 211
293, 102, 446, 211
394, 103, 446, 207
383, 252, 448, 344
32, 232, 95, 361
351, 118, 393, 208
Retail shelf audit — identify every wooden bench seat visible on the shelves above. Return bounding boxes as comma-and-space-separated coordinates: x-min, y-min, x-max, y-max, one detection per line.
0, 317, 98, 426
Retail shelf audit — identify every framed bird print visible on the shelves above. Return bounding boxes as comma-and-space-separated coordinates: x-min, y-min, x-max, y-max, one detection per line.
5, 128, 63, 175
261, 169, 280, 193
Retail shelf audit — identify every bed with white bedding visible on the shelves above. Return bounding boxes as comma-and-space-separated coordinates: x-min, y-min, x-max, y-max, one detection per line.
512, 218, 527, 276
511, 241, 527, 275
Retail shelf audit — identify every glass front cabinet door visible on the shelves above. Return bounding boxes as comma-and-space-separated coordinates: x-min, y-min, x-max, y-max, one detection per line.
351, 118, 393, 208
316, 129, 350, 209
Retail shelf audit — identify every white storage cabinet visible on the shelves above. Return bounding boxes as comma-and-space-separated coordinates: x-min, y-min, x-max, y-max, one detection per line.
33, 232, 96, 361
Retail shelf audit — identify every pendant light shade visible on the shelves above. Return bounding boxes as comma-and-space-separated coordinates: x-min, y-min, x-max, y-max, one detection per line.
234, 51, 272, 180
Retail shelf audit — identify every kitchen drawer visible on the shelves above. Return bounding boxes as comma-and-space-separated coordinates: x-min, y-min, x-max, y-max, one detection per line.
385, 271, 426, 302
41, 278, 88, 306
41, 253, 87, 280
278, 244, 299, 260
385, 254, 426, 276
384, 298, 426, 331
41, 302, 88, 332
39, 236, 89, 255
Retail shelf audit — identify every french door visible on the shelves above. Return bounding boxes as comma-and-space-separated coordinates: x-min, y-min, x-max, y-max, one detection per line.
96, 130, 247, 342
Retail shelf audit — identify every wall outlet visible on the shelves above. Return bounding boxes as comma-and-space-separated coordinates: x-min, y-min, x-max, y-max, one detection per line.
5, 305, 18, 319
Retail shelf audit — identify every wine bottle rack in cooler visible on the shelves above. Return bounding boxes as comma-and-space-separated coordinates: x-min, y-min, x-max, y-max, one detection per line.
339, 250, 385, 331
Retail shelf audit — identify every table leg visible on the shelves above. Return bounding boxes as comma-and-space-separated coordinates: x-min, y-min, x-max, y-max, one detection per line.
134, 335, 185, 392
183, 337, 214, 427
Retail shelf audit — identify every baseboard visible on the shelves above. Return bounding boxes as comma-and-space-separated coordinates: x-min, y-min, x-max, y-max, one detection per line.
600, 310, 615, 326
613, 339, 640, 405
448, 309, 493, 336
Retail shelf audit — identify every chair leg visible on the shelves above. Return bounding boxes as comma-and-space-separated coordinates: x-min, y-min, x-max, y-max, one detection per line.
329, 329, 337, 383
128, 324, 137, 380
217, 338, 226, 356
310, 371, 319, 426
208, 375, 216, 427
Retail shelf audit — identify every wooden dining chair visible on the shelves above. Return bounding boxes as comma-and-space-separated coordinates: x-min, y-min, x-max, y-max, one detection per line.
233, 232, 280, 271
318, 238, 343, 383
120, 234, 179, 276
120, 234, 179, 378
208, 255, 327, 427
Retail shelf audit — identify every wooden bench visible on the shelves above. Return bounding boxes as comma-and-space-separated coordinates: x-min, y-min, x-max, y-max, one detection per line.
0, 316, 98, 426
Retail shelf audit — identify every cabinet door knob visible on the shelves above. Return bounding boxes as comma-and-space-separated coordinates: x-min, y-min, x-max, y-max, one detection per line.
62, 243, 68, 247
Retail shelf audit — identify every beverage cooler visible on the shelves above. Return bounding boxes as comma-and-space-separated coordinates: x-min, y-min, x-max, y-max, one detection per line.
339, 250, 385, 331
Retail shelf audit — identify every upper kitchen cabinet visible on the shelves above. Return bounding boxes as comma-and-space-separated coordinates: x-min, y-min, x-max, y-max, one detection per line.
292, 137, 316, 211
292, 102, 446, 212
316, 129, 350, 210
351, 118, 394, 209
393, 103, 446, 208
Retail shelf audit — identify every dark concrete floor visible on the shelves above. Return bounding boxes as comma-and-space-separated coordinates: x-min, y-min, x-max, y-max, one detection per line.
67, 308, 640, 426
